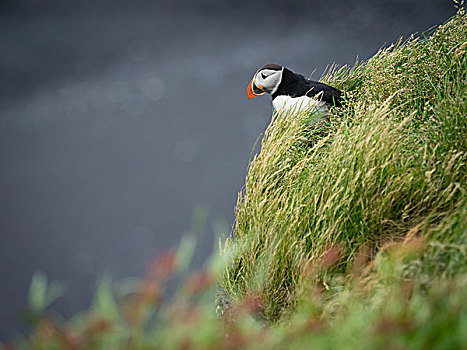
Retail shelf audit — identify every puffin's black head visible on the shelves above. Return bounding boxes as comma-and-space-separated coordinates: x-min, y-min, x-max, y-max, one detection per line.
247, 64, 284, 99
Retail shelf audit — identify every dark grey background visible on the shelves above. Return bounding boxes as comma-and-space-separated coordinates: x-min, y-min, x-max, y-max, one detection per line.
0, 0, 455, 340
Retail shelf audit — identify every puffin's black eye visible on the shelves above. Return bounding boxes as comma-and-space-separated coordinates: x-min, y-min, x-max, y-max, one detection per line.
261, 72, 268, 79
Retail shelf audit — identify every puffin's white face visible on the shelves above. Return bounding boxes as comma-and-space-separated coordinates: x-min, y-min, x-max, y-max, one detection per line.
254, 68, 283, 94
247, 66, 283, 99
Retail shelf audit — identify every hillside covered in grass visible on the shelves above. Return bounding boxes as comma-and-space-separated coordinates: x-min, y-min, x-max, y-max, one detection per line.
220, 6, 467, 324
4, 9, 466, 350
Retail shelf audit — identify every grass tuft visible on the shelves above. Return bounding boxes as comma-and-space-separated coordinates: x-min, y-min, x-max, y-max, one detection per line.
221, 9, 467, 322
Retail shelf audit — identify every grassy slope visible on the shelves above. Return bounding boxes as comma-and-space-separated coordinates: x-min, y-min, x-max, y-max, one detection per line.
221, 9, 466, 322
5, 10, 466, 350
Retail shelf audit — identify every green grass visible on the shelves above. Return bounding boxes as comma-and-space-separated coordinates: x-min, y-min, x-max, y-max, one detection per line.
3, 8, 466, 350
221, 8, 467, 322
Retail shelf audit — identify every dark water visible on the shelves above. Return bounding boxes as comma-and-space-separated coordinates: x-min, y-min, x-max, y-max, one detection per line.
0, 0, 455, 340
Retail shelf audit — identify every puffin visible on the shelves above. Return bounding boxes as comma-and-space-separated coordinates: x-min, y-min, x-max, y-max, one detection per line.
246, 64, 342, 115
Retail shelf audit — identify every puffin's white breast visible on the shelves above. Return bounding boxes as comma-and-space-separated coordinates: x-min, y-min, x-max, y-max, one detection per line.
272, 95, 328, 117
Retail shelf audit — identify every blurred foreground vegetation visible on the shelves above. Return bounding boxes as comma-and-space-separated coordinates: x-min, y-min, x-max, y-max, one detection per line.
3, 7, 467, 350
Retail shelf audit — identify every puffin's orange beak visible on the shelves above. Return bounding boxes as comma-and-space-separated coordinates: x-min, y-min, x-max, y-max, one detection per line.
247, 78, 265, 99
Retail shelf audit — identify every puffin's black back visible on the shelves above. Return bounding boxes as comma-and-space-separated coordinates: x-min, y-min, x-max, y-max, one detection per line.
272, 68, 342, 107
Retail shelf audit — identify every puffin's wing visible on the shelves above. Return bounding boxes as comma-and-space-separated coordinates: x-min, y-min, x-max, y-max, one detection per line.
304, 79, 342, 107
